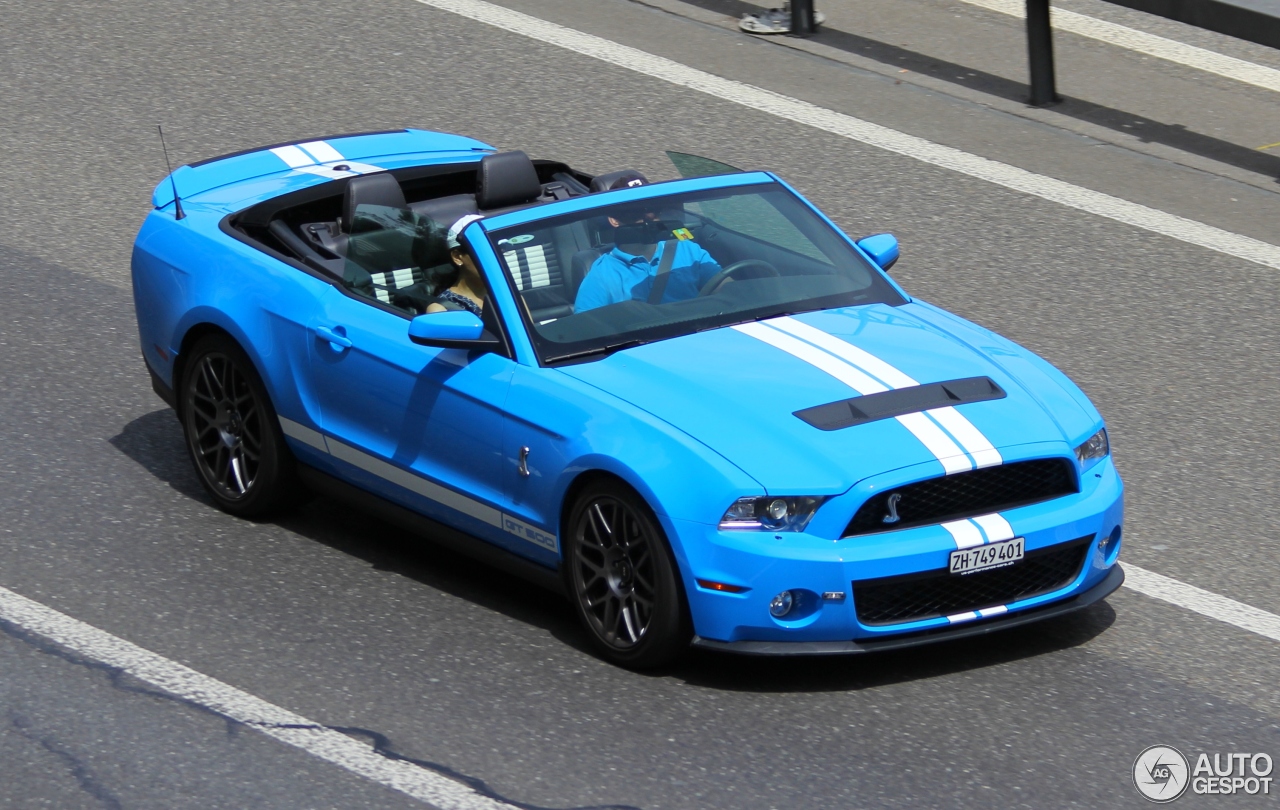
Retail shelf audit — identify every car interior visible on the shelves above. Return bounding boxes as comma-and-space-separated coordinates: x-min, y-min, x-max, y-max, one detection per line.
231, 150, 855, 333
232, 151, 623, 314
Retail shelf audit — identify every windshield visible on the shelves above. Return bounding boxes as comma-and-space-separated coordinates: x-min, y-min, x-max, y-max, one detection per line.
486, 182, 905, 364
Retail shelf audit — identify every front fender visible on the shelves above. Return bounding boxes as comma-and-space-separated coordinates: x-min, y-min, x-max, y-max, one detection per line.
502, 365, 764, 545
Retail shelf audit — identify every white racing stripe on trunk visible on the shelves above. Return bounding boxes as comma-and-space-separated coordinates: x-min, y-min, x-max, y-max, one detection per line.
0, 585, 515, 810
410, 0, 1280, 272
293, 161, 388, 179
294, 165, 359, 179
942, 519, 985, 549
971, 513, 1015, 543
733, 323, 972, 473
269, 141, 384, 177
269, 145, 314, 168
297, 140, 346, 164
766, 317, 1001, 468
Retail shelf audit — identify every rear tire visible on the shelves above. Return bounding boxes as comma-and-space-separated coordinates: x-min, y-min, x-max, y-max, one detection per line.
179, 334, 303, 518
564, 480, 691, 669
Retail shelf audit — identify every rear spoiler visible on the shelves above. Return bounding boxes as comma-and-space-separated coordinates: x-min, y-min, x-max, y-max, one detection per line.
151, 128, 494, 208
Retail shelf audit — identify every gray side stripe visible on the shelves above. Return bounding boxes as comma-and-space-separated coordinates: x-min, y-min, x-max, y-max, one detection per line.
279, 416, 557, 548
278, 416, 328, 453
326, 438, 503, 528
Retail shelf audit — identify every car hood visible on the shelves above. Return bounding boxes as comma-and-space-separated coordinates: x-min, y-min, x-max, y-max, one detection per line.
557, 304, 1099, 493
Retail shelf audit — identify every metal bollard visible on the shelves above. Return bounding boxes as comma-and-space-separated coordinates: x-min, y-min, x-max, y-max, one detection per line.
1026, 0, 1060, 105
791, 0, 816, 36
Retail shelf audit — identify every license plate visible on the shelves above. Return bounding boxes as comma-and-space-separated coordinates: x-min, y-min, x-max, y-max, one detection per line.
949, 537, 1025, 575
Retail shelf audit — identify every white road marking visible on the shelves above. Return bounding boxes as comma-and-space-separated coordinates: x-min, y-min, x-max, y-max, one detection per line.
0, 565, 1278, 810
0, 584, 513, 810
410, 0, 1280, 271
957, 0, 1280, 95
1123, 564, 1280, 643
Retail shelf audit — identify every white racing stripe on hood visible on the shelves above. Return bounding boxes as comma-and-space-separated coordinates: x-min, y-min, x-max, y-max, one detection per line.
766, 316, 1003, 468
732, 322, 972, 474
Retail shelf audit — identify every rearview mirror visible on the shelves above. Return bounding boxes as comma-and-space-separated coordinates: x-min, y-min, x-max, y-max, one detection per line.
408, 311, 498, 350
856, 233, 899, 272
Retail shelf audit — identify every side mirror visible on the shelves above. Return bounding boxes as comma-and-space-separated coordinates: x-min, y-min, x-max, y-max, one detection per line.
856, 233, 899, 272
408, 311, 498, 350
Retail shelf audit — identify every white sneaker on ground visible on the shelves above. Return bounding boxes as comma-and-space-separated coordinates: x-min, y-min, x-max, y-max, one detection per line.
739, 7, 826, 34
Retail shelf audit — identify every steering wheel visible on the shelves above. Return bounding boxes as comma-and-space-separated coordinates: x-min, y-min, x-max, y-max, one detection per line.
698, 259, 780, 296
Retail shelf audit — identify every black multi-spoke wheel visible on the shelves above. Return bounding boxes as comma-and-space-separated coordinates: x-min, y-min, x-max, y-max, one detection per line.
180, 334, 301, 517
565, 481, 690, 668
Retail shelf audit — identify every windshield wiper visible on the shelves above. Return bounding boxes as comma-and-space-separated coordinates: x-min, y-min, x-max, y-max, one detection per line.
548, 338, 651, 364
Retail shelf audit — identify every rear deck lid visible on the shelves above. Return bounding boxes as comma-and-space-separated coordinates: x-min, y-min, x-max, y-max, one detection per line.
150, 129, 493, 209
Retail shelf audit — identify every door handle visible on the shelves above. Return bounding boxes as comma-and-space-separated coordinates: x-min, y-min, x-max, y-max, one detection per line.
312, 325, 353, 349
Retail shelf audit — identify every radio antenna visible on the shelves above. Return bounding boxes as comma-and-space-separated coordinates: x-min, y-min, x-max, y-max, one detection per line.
156, 125, 186, 220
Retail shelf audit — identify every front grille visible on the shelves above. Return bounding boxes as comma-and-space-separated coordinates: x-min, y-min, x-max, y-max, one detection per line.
852, 537, 1091, 626
844, 458, 1077, 537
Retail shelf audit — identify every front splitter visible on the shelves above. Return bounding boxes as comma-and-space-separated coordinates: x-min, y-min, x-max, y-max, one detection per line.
690, 564, 1124, 656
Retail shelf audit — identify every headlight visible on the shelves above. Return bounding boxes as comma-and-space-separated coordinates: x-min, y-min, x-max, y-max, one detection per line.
719, 496, 825, 532
1074, 427, 1109, 469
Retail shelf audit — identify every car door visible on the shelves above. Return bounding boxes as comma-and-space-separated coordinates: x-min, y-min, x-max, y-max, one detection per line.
305, 283, 516, 543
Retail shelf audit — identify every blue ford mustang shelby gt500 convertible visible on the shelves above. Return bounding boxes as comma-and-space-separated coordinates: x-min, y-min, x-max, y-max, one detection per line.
132, 128, 1123, 667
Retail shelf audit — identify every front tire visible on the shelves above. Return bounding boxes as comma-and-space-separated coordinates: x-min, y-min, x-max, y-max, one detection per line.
179, 334, 302, 518
564, 480, 691, 668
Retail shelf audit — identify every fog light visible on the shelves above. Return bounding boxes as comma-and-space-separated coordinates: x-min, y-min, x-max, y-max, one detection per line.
1100, 525, 1122, 564
769, 590, 794, 618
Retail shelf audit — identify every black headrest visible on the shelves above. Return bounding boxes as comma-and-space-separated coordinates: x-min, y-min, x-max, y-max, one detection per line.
343, 172, 406, 232
476, 151, 542, 210
589, 170, 649, 193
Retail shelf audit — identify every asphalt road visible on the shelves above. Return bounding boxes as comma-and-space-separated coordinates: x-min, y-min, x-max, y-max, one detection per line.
3, 0, 1280, 807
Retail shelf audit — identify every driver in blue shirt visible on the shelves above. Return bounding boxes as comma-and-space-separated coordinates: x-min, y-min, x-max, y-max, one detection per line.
574, 201, 722, 313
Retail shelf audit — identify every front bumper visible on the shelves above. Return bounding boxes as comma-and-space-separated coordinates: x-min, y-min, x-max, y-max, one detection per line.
691, 564, 1123, 655
669, 455, 1124, 647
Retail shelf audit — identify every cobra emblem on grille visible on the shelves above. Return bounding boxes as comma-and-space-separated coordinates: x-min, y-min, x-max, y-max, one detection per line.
882, 493, 902, 524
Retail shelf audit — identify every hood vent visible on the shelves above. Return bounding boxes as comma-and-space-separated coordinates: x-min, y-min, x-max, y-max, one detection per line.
794, 376, 1006, 431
